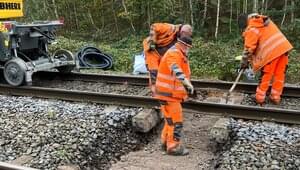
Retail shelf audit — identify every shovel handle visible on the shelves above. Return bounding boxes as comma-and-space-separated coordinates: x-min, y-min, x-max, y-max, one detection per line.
229, 68, 245, 93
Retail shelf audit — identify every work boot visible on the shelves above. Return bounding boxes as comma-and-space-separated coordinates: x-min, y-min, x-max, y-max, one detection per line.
269, 95, 280, 105
255, 98, 265, 106
167, 144, 189, 156
160, 143, 167, 151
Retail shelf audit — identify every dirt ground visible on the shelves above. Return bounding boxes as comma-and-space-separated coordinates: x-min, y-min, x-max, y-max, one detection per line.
110, 111, 221, 170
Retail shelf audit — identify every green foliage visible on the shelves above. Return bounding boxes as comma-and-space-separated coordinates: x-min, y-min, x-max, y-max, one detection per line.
282, 19, 300, 50
53, 36, 300, 83
286, 50, 300, 83
189, 38, 242, 80
50, 36, 95, 53
28, 0, 299, 83
22, 0, 300, 47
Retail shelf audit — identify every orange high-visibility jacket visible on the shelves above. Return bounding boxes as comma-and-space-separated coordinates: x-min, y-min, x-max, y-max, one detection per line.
243, 15, 293, 72
143, 23, 180, 70
155, 43, 191, 102
143, 37, 161, 71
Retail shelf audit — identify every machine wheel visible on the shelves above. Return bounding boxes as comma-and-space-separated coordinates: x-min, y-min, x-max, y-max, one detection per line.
4, 58, 27, 86
54, 49, 75, 73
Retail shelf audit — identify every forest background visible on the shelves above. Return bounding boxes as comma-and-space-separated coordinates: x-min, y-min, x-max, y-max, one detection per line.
24, 0, 300, 82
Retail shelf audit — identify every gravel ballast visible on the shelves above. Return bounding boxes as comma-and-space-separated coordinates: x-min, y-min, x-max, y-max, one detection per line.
33, 79, 300, 110
34, 80, 148, 96
242, 94, 300, 110
0, 95, 151, 169
215, 119, 300, 169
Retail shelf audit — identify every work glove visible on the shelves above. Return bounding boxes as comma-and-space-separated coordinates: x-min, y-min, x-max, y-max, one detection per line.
240, 56, 249, 69
240, 49, 253, 69
182, 78, 194, 95
240, 51, 250, 69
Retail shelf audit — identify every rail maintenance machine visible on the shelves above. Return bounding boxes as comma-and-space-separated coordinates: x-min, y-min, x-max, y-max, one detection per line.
0, 0, 76, 86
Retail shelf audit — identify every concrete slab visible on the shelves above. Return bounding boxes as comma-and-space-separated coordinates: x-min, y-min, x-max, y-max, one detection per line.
209, 118, 230, 144
132, 108, 162, 133
204, 92, 244, 105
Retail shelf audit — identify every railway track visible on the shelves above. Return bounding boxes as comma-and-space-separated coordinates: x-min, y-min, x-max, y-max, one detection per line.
0, 83, 299, 124
0, 71, 300, 169
0, 162, 37, 170
34, 71, 300, 98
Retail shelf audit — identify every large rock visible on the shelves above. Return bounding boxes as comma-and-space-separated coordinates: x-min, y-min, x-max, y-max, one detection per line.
132, 109, 162, 133
209, 118, 230, 143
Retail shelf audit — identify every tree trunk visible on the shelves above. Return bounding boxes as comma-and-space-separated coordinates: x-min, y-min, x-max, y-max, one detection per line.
202, 0, 208, 27
88, 10, 100, 31
121, 0, 136, 33
147, 1, 151, 28
189, 0, 194, 27
111, 1, 119, 34
99, 0, 105, 30
229, 0, 232, 33
280, 0, 287, 28
236, 0, 240, 21
43, 1, 49, 20
245, 0, 248, 13
265, 0, 268, 13
243, 0, 248, 13
291, 0, 295, 23
73, 2, 79, 29
52, 0, 59, 19
253, 0, 257, 12
215, 0, 220, 39
261, 0, 265, 13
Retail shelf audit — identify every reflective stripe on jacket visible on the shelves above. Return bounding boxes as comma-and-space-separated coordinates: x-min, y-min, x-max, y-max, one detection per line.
243, 15, 293, 72
155, 43, 191, 102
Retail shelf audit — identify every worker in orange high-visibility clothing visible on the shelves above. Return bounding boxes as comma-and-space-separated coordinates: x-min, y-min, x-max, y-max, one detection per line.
238, 13, 293, 105
155, 27, 193, 155
143, 23, 192, 96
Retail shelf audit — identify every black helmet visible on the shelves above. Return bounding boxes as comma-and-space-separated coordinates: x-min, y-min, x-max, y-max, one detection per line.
178, 36, 192, 47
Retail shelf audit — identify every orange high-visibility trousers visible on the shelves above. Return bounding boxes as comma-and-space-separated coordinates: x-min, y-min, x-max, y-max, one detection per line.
256, 54, 288, 104
160, 101, 183, 151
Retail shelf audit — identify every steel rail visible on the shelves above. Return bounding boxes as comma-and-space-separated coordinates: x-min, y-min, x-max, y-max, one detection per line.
0, 85, 299, 124
34, 71, 300, 98
0, 162, 38, 170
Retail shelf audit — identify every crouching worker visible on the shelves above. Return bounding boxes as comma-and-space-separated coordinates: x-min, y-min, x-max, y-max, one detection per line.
143, 23, 192, 96
238, 13, 293, 105
155, 29, 194, 156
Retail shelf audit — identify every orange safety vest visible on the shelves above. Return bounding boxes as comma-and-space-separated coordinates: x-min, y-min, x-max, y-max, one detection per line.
155, 44, 191, 102
243, 15, 293, 72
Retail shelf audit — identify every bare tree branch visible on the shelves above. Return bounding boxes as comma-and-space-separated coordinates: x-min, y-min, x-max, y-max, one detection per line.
215, 0, 220, 39
121, 0, 136, 32
281, 0, 287, 28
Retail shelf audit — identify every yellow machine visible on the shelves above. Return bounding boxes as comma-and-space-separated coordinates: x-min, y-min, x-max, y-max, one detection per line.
0, 0, 75, 86
0, 0, 23, 19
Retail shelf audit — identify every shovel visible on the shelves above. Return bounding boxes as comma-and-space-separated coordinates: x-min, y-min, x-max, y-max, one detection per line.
225, 68, 245, 103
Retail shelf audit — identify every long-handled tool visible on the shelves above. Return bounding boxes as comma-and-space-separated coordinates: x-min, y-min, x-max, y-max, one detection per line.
225, 68, 245, 103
